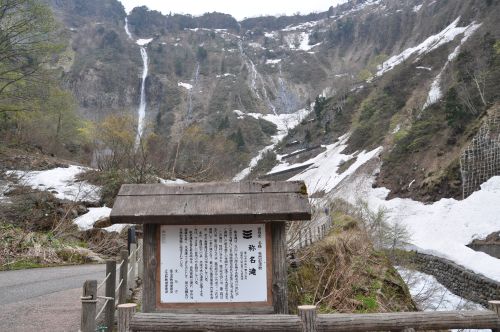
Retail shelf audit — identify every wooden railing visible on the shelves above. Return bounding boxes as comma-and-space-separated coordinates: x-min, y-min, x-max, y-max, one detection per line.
80, 240, 143, 332
129, 302, 500, 332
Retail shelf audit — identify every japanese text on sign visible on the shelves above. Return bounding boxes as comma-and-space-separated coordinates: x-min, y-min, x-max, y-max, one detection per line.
160, 224, 267, 303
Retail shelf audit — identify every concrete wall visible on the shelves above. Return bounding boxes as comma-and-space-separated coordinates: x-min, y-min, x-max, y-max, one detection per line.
467, 243, 500, 259
407, 252, 500, 307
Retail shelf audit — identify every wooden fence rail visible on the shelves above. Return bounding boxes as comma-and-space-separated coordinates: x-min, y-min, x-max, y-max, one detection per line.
130, 303, 500, 332
80, 240, 143, 332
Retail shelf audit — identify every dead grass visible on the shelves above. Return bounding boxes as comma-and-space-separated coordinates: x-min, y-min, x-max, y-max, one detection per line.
288, 218, 416, 314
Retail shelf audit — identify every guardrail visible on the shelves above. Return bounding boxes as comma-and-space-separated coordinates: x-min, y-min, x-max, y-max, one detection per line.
80, 240, 143, 332
129, 303, 500, 332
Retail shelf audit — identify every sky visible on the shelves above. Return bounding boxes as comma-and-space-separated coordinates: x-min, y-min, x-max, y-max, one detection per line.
118, 0, 349, 20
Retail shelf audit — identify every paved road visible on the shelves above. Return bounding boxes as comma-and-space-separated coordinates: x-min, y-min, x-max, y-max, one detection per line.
0, 264, 106, 332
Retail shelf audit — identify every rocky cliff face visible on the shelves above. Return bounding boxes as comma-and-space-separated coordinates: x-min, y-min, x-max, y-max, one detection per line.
48, 0, 500, 197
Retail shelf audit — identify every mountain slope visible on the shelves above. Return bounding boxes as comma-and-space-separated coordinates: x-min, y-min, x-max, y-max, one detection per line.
46, 0, 500, 198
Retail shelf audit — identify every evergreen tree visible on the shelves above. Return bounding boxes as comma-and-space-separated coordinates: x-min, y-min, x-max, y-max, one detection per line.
314, 95, 327, 122
0, 0, 63, 113
235, 128, 245, 149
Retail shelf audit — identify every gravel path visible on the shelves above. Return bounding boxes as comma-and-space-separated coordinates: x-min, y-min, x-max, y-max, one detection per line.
0, 264, 106, 332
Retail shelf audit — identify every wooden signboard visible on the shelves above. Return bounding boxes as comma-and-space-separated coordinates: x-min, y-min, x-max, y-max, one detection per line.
110, 181, 311, 314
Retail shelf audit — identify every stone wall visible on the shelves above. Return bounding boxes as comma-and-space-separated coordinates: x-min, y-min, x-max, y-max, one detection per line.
467, 243, 500, 259
408, 252, 500, 307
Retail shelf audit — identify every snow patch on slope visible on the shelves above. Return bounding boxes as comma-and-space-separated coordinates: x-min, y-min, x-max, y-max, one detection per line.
6, 166, 100, 203
271, 135, 382, 195
232, 108, 310, 181
274, 134, 500, 281
0, 180, 12, 203
285, 32, 321, 51
266, 59, 282, 65
178, 82, 193, 90
73, 209, 103, 230
377, 18, 480, 77
423, 21, 481, 109
397, 267, 485, 313
136, 38, 153, 46
335, 169, 500, 282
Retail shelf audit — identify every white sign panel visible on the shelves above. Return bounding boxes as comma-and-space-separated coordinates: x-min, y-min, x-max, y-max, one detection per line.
160, 224, 268, 303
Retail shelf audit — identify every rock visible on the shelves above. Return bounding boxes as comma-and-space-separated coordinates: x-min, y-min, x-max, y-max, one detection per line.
94, 216, 112, 228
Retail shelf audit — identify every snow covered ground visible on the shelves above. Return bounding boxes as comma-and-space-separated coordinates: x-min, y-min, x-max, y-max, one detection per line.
136, 38, 153, 46
232, 108, 311, 181
397, 267, 485, 311
423, 21, 481, 109
397, 267, 488, 332
285, 32, 322, 51
178, 82, 193, 90
72, 207, 126, 232
6, 166, 101, 203
267, 134, 382, 194
0, 179, 12, 203
269, 134, 500, 282
361, 176, 500, 282
377, 18, 481, 77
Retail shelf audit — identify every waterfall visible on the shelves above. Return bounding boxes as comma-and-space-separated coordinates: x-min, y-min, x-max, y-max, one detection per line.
277, 63, 298, 114
238, 41, 277, 115
186, 63, 200, 122
135, 46, 149, 148
238, 41, 260, 100
124, 17, 152, 149
124, 17, 133, 39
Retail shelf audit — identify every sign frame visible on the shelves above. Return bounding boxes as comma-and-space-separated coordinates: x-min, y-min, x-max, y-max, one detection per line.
154, 222, 273, 310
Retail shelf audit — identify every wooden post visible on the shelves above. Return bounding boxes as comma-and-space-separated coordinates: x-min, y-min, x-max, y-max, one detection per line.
118, 303, 137, 332
137, 238, 144, 280
105, 260, 116, 331
298, 305, 317, 332
119, 249, 129, 304
142, 224, 157, 312
489, 300, 500, 332
272, 221, 288, 314
81, 280, 97, 332
128, 243, 137, 290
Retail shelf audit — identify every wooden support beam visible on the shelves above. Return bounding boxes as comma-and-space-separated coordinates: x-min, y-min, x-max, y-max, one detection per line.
81, 280, 97, 332
315, 310, 500, 331
105, 260, 116, 331
489, 300, 500, 332
142, 224, 157, 313
130, 313, 301, 332
118, 303, 137, 332
128, 243, 137, 290
129, 310, 500, 332
119, 249, 129, 305
272, 222, 288, 314
298, 305, 317, 332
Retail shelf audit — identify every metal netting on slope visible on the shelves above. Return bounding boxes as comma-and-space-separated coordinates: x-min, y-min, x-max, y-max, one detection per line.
460, 111, 500, 198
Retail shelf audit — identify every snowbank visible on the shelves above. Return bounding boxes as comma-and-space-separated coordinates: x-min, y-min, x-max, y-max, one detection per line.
377, 18, 481, 77
136, 38, 153, 46
268, 134, 381, 195
397, 267, 485, 311
422, 21, 481, 109
232, 108, 310, 181
273, 134, 500, 281
6, 166, 101, 203
177, 82, 193, 90
285, 32, 321, 51
265, 59, 282, 65
365, 177, 500, 281
0, 180, 11, 203
159, 178, 188, 185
